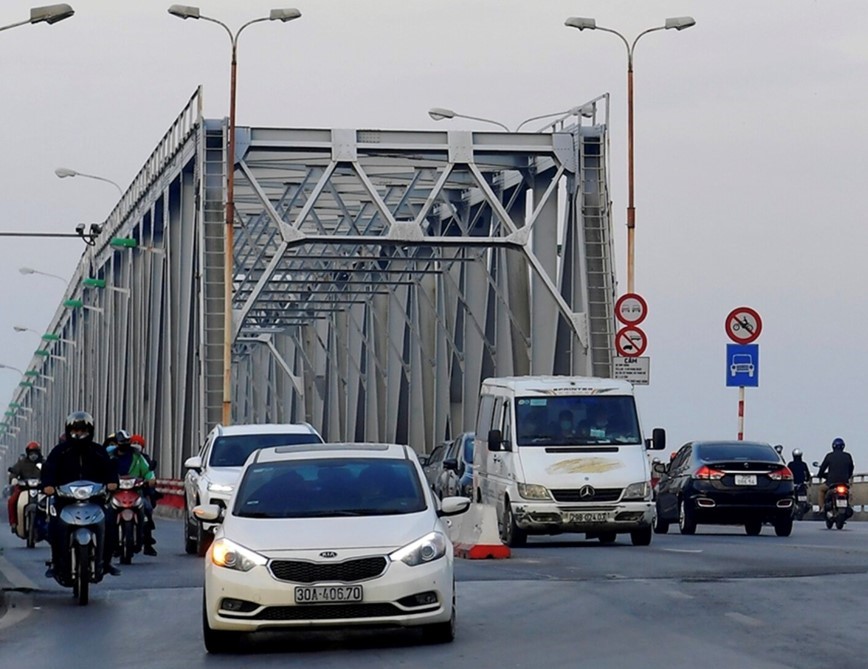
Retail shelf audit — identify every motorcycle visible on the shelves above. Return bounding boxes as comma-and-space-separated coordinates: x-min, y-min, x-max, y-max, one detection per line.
823, 482, 853, 530
49, 480, 109, 605
12, 477, 48, 548
793, 482, 811, 521
111, 476, 145, 564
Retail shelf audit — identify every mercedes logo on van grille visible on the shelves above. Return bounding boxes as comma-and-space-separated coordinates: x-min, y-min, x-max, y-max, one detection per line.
319, 551, 338, 558
579, 485, 596, 500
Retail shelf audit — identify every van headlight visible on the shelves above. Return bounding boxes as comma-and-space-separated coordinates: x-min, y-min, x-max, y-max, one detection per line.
517, 483, 552, 501
622, 481, 651, 501
390, 532, 447, 566
210, 538, 267, 572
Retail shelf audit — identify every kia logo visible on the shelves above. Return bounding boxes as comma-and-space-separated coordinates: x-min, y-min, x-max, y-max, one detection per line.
319, 551, 337, 558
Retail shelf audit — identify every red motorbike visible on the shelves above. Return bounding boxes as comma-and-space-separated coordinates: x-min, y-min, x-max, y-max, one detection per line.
110, 477, 145, 564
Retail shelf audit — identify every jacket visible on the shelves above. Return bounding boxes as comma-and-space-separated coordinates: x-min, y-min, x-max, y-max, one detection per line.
816, 451, 854, 486
9, 458, 43, 481
787, 459, 811, 486
41, 439, 119, 489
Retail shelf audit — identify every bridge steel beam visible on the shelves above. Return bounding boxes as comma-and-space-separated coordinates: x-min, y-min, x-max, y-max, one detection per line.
2, 90, 617, 477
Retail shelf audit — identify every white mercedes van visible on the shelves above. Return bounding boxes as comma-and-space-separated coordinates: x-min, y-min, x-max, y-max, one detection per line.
474, 376, 665, 547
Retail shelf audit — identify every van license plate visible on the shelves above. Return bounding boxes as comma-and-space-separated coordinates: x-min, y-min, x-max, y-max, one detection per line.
734, 475, 756, 486
295, 585, 363, 604
567, 512, 608, 523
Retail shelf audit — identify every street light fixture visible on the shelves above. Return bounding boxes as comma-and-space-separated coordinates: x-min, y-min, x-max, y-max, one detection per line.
565, 15, 695, 294
0, 363, 24, 374
19, 266, 67, 284
428, 105, 596, 133
55, 167, 123, 197
168, 4, 302, 425
0, 4, 74, 33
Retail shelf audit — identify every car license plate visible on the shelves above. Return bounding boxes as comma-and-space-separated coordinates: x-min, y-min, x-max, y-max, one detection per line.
734, 475, 756, 486
836, 498, 849, 508
294, 585, 363, 604
567, 512, 608, 523
797, 495, 807, 502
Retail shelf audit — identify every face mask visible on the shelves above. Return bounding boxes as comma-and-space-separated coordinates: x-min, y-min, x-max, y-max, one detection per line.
27, 453, 39, 462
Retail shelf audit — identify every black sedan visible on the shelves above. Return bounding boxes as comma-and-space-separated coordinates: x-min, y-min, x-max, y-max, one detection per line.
653, 440, 794, 537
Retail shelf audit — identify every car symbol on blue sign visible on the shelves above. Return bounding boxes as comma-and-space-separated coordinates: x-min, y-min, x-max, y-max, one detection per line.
726, 344, 759, 387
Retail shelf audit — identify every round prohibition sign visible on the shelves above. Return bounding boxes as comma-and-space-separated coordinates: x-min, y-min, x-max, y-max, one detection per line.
725, 307, 763, 344
615, 325, 647, 357
615, 293, 648, 326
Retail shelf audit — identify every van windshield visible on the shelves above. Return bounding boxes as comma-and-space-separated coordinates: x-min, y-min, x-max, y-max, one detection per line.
515, 396, 641, 446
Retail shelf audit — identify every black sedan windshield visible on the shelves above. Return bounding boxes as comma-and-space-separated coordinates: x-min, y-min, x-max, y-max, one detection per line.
233, 458, 426, 518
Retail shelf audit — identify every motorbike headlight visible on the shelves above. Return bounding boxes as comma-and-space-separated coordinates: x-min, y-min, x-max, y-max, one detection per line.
208, 483, 235, 494
517, 483, 552, 501
71, 485, 94, 500
210, 538, 267, 572
390, 531, 447, 567
622, 481, 651, 501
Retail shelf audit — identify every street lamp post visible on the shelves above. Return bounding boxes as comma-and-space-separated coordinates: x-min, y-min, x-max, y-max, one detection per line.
565, 16, 695, 294
55, 167, 123, 197
0, 4, 74, 33
168, 4, 302, 425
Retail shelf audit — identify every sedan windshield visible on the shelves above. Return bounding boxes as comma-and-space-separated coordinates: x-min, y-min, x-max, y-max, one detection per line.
209, 433, 322, 467
233, 458, 427, 518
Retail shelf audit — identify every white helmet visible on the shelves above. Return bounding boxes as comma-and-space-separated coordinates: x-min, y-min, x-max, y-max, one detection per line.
792, 448, 803, 458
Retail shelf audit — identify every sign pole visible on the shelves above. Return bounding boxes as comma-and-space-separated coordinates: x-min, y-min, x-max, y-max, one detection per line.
737, 385, 745, 441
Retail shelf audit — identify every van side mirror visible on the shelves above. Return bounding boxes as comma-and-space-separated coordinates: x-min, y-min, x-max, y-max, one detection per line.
646, 427, 666, 451
488, 429, 502, 451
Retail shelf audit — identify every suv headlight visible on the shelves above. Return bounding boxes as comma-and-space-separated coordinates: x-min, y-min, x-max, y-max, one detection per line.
390, 532, 447, 566
622, 481, 651, 501
210, 538, 267, 572
517, 483, 552, 501
208, 483, 234, 494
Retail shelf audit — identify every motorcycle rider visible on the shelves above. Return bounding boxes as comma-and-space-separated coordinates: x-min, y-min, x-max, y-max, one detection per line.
787, 449, 812, 486
131, 433, 160, 550
108, 429, 158, 556
6, 441, 43, 534
41, 411, 120, 578
816, 437, 855, 516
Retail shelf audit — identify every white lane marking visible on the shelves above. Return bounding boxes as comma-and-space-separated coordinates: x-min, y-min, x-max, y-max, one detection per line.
725, 611, 764, 626
663, 590, 694, 600
0, 555, 38, 590
661, 548, 703, 553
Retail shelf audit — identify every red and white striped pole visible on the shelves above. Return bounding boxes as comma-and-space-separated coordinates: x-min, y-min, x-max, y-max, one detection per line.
737, 386, 745, 440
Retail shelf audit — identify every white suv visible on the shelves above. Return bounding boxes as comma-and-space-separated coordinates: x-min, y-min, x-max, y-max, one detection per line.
183, 423, 323, 556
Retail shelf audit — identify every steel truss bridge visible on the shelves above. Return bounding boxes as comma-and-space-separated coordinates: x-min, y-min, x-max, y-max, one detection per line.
1, 88, 617, 477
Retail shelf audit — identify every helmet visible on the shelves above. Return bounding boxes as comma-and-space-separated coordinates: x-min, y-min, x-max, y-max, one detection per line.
65, 411, 95, 442
832, 437, 845, 450
25, 441, 41, 453
792, 448, 803, 458
131, 433, 145, 448
115, 429, 132, 447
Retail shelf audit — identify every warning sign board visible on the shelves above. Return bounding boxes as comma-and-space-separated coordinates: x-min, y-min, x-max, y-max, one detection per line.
613, 357, 650, 385
615, 293, 648, 326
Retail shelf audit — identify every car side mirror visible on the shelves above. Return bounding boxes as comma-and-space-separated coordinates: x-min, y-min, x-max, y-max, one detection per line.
652, 461, 669, 476
812, 461, 819, 468
443, 457, 458, 472
647, 427, 666, 451
193, 504, 223, 523
488, 429, 502, 452
438, 496, 471, 517
418, 455, 430, 467
184, 455, 202, 473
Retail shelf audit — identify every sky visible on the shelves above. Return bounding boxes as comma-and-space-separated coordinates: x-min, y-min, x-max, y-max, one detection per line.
1, 0, 866, 468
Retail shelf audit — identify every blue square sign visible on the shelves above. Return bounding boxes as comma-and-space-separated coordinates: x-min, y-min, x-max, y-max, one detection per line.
727, 344, 759, 387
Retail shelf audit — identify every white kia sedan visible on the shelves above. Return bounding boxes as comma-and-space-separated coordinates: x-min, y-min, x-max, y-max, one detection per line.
195, 442, 470, 653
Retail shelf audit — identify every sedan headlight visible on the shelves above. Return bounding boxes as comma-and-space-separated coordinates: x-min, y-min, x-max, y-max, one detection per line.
622, 481, 651, 501
517, 483, 552, 500
390, 531, 447, 567
210, 538, 267, 572
207, 483, 235, 494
